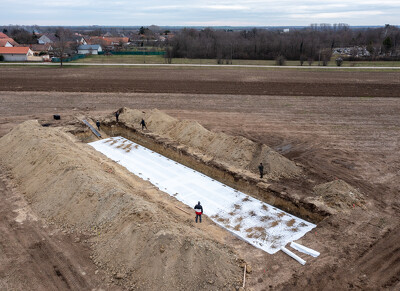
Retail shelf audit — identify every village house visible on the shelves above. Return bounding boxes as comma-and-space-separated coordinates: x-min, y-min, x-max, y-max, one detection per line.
28, 43, 53, 55
0, 47, 34, 61
0, 39, 13, 47
332, 46, 371, 57
77, 44, 102, 55
71, 34, 88, 45
38, 33, 58, 44
0, 32, 19, 47
87, 36, 129, 48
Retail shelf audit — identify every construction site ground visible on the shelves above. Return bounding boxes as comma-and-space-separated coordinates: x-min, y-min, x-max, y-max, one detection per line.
0, 66, 399, 290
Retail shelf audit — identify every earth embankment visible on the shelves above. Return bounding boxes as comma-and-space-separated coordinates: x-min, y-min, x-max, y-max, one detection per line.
0, 120, 243, 290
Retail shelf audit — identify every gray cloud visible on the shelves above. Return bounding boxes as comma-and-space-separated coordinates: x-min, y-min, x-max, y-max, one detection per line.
1, 0, 399, 26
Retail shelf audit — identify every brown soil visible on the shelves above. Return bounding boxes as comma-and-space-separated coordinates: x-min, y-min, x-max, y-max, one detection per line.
1, 66, 400, 97
0, 121, 243, 290
312, 179, 366, 211
0, 166, 115, 291
115, 108, 300, 179
0, 66, 399, 290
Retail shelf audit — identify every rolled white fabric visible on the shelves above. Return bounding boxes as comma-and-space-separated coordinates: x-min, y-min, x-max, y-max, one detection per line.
290, 241, 320, 257
281, 247, 306, 265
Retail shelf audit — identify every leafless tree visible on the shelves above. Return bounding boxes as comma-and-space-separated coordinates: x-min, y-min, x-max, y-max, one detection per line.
53, 28, 73, 67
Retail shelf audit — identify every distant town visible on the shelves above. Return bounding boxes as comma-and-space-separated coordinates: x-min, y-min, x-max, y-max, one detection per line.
0, 24, 399, 65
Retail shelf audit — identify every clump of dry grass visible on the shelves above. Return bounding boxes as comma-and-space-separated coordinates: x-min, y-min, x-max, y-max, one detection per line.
245, 227, 266, 239
233, 224, 242, 231
270, 221, 279, 227
235, 216, 244, 223
260, 215, 272, 222
286, 219, 295, 227
217, 217, 230, 224
242, 196, 250, 202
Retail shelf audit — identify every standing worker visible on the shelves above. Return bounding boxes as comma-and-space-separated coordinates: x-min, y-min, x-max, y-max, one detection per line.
258, 162, 264, 179
194, 201, 203, 223
115, 110, 120, 122
96, 120, 100, 131
140, 118, 147, 130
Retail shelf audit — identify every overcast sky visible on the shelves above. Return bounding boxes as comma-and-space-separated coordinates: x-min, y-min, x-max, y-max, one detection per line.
1, 0, 399, 26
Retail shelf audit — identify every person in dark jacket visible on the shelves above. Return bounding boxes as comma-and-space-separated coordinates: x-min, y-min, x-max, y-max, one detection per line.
115, 110, 120, 122
194, 201, 203, 223
140, 118, 147, 130
96, 120, 100, 131
258, 162, 264, 178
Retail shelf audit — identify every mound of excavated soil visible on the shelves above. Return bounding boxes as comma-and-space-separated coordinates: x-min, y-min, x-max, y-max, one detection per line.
313, 179, 365, 210
0, 120, 242, 290
117, 108, 301, 179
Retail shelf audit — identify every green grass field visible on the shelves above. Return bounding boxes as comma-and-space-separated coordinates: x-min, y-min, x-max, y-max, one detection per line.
70, 54, 400, 67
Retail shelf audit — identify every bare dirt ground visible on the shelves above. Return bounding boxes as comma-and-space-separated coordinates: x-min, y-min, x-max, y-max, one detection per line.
0, 66, 399, 290
0, 66, 400, 97
0, 167, 116, 290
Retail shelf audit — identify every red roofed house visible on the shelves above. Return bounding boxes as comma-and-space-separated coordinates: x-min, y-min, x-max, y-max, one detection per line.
0, 39, 13, 47
0, 32, 19, 47
0, 47, 33, 61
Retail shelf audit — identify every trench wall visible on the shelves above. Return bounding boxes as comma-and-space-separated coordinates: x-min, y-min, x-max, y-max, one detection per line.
78, 122, 328, 223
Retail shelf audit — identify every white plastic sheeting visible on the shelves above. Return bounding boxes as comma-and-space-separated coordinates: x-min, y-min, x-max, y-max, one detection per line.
89, 137, 316, 254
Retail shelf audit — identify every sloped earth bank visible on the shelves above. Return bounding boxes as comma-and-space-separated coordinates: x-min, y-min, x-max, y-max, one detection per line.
0, 166, 115, 290
0, 121, 243, 290
96, 108, 326, 223
0, 90, 399, 289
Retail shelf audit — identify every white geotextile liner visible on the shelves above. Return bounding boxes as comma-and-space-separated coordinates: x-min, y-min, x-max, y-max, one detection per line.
89, 137, 316, 254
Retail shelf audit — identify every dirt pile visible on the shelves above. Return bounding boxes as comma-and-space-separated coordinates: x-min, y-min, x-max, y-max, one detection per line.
312, 179, 365, 211
0, 120, 242, 290
118, 108, 301, 179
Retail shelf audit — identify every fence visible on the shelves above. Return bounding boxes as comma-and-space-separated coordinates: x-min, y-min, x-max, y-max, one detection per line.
51, 54, 87, 63
98, 51, 165, 55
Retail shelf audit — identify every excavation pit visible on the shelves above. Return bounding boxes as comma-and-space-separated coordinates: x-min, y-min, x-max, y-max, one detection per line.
75, 117, 329, 224
90, 136, 316, 254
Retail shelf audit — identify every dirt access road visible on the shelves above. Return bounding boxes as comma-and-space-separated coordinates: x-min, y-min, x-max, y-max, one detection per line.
0, 66, 399, 290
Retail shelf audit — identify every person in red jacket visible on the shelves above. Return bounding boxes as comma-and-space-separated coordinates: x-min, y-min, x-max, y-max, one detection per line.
194, 201, 203, 223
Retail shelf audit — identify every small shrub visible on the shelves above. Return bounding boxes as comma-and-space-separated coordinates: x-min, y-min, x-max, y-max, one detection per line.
299, 54, 306, 66
275, 55, 286, 66
335, 57, 343, 66
307, 58, 314, 66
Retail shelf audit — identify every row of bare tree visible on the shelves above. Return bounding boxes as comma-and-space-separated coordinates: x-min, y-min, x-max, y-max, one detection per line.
164, 25, 400, 61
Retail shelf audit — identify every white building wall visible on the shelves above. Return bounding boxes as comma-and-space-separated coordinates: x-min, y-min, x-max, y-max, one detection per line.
2, 54, 28, 61
77, 49, 99, 55
5, 42, 13, 47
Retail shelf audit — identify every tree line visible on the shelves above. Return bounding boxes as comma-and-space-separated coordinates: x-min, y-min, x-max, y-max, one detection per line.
165, 24, 400, 62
